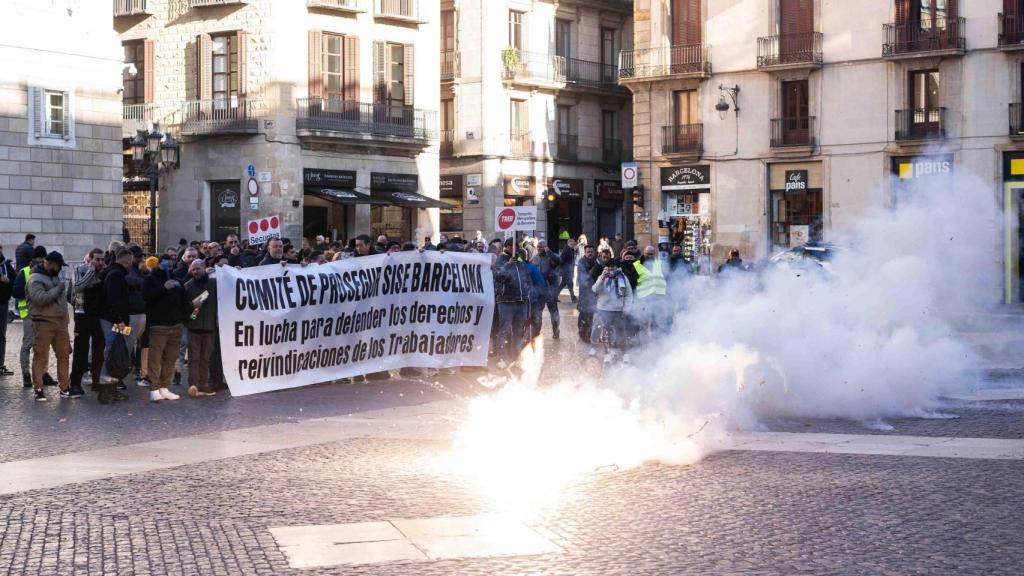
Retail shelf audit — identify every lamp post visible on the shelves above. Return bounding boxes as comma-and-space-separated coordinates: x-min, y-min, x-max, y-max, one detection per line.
716, 84, 741, 120
131, 122, 179, 255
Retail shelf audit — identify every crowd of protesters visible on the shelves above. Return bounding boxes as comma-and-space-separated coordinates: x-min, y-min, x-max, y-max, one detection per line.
0, 226, 749, 402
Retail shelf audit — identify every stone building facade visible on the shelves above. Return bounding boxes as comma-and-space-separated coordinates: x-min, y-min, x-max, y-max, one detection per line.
625, 0, 1024, 303
440, 0, 634, 243
116, 0, 440, 247
0, 1, 124, 259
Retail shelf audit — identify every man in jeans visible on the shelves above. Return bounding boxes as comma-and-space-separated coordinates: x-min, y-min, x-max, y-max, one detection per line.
529, 240, 562, 339
142, 256, 186, 403
70, 249, 106, 400
27, 251, 75, 401
494, 244, 530, 368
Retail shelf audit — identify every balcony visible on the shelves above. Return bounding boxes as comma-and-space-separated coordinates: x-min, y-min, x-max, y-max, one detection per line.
618, 45, 711, 82
757, 32, 823, 70
374, 0, 424, 23
114, 0, 152, 17
557, 134, 578, 161
296, 99, 436, 147
123, 103, 155, 138
883, 17, 966, 58
661, 124, 704, 156
564, 57, 626, 94
894, 108, 946, 141
999, 13, 1024, 49
179, 98, 259, 136
441, 51, 460, 82
440, 129, 454, 157
770, 117, 816, 148
601, 138, 630, 165
502, 49, 566, 87
190, 0, 247, 6
308, 0, 362, 13
510, 130, 533, 157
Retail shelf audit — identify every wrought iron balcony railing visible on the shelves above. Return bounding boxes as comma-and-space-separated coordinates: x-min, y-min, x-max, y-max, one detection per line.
883, 17, 966, 56
661, 124, 704, 155
618, 44, 710, 80
757, 32, 823, 68
440, 129, 454, 156
375, 0, 418, 20
503, 49, 566, 84
123, 103, 155, 138
894, 108, 945, 141
441, 51, 460, 82
510, 130, 532, 157
114, 0, 151, 16
1000, 13, 1024, 47
180, 97, 258, 135
557, 134, 578, 161
308, 0, 360, 10
564, 57, 619, 89
770, 117, 816, 148
296, 98, 437, 141
191, 0, 247, 7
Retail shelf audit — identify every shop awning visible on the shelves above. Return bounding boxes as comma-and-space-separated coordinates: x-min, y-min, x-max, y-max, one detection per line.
369, 189, 455, 209
306, 187, 390, 205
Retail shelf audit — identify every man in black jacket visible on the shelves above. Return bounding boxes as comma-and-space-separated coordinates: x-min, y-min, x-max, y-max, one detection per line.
183, 259, 218, 397
494, 246, 530, 367
15, 234, 35, 272
70, 249, 106, 401
529, 241, 562, 339
259, 238, 285, 266
0, 243, 16, 376
143, 259, 188, 403
98, 248, 133, 401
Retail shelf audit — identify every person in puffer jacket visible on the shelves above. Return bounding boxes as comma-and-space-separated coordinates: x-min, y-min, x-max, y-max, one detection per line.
26, 251, 72, 400
591, 261, 634, 362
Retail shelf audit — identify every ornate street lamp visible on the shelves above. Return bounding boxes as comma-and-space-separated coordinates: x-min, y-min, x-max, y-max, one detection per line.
131, 122, 180, 254
716, 84, 741, 120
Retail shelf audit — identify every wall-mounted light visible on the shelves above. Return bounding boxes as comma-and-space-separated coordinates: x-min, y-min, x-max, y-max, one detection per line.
716, 84, 741, 120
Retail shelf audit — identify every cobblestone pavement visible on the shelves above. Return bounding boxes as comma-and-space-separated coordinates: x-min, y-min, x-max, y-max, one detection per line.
2, 308, 1024, 575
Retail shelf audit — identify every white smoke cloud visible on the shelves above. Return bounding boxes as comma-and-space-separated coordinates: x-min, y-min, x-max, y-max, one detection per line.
450, 168, 1005, 509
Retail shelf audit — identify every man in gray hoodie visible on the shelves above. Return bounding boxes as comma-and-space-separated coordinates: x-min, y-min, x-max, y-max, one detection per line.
27, 251, 73, 401
590, 260, 633, 361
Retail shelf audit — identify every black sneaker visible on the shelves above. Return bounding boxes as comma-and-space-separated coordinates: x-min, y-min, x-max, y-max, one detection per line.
173, 371, 182, 386
59, 389, 71, 398
34, 390, 46, 402
43, 373, 57, 387
116, 381, 127, 391
0, 366, 13, 376
22, 374, 32, 388
68, 386, 85, 399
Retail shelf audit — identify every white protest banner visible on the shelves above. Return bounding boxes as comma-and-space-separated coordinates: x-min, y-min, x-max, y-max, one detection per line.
216, 251, 494, 396
495, 206, 537, 232
247, 215, 281, 245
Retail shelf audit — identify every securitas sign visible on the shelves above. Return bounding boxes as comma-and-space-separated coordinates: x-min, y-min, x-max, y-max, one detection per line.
661, 165, 710, 191
784, 170, 808, 193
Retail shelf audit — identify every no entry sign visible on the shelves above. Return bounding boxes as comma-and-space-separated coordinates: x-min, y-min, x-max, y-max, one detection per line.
247, 215, 281, 245
495, 206, 537, 232
621, 162, 638, 188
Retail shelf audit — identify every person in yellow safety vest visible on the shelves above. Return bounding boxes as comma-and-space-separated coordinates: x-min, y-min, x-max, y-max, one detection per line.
632, 245, 669, 334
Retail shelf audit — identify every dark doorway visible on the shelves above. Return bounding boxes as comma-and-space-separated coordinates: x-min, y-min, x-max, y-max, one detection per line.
303, 206, 329, 239
781, 80, 809, 145
210, 181, 240, 242
547, 199, 582, 247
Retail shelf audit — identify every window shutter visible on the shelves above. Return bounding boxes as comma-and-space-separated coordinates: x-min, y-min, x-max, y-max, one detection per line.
197, 34, 213, 101
236, 30, 248, 96
373, 41, 386, 103
31, 87, 42, 138
62, 91, 72, 140
672, 0, 701, 45
309, 30, 323, 100
895, 0, 909, 25
343, 35, 360, 103
143, 39, 155, 103
403, 44, 414, 106
1005, 0, 1017, 16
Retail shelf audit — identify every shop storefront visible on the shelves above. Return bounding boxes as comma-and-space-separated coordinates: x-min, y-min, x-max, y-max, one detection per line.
891, 154, 954, 208
439, 175, 464, 237
545, 177, 583, 243
594, 180, 623, 241
504, 175, 536, 213
1004, 152, 1024, 304
769, 162, 823, 248
370, 172, 419, 241
303, 168, 381, 242
661, 165, 711, 262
